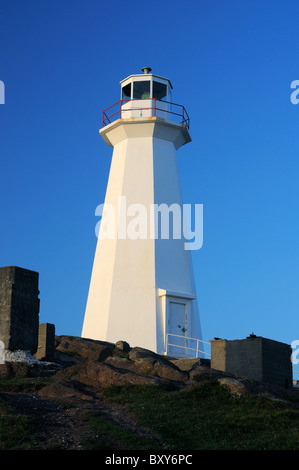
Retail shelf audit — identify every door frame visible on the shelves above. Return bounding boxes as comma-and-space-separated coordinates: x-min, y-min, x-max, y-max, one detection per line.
158, 288, 196, 356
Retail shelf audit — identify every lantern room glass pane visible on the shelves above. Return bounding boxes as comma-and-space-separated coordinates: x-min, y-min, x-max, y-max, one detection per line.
153, 81, 167, 100
133, 81, 150, 99
122, 83, 131, 101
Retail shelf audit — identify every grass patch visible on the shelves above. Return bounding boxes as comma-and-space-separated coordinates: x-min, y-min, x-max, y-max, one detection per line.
0, 376, 51, 393
102, 380, 299, 450
0, 396, 36, 450
81, 413, 161, 450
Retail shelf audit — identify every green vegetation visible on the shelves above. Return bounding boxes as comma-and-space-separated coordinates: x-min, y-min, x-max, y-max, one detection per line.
97, 380, 299, 450
81, 413, 161, 450
0, 376, 51, 393
0, 396, 36, 450
1, 376, 299, 450
0, 376, 51, 450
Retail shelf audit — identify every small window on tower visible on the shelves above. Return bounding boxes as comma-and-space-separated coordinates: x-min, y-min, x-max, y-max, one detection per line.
133, 81, 150, 99
153, 81, 167, 100
122, 83, 131, 101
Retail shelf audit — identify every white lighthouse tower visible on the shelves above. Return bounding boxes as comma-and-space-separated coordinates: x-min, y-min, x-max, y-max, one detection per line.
82, 68, 203, 357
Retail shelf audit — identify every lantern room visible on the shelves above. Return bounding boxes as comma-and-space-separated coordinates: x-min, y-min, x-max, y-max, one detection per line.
121, 67, 172, 101
120, 67, 173, 120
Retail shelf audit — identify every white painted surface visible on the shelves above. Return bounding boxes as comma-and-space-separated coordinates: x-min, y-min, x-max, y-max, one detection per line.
121, 99, 170, 120
82, 116, 202, 355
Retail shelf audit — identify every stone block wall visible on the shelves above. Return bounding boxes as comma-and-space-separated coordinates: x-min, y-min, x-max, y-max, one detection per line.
262, 337, 293, 389
211, 335, 293, 389
0, 266, 40, 353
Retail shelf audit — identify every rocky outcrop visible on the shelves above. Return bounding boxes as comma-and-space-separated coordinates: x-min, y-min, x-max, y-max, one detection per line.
55, 336, 115, 362
54, 336, 194, 386
48, 337, 194, 392
1, 335, 294, 404
31, 336, 212, 399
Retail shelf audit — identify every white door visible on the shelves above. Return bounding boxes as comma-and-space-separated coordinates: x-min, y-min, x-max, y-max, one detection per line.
167, 300, 188, 356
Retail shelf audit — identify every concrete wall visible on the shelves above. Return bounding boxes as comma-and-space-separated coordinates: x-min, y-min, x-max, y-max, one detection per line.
262, 337, 293, 389
0, 266, 40, 353
211, 335, 293, 389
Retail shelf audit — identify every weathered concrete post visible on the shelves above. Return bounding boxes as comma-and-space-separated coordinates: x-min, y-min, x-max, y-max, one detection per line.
35, 323, 55, 361
0, 266, 40, 353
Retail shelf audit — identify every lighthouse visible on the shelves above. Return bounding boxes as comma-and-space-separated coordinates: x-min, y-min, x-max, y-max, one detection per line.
82, 68, 203, 357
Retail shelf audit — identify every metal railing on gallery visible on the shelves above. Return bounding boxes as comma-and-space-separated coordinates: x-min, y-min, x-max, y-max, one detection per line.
102, 98, 190, 128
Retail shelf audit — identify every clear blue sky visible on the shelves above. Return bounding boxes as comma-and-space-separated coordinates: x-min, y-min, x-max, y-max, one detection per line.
0, 1, 298, 361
